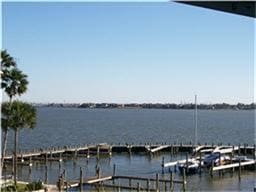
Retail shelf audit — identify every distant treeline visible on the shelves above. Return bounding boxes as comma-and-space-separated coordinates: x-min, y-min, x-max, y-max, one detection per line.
35, 102, 256, 110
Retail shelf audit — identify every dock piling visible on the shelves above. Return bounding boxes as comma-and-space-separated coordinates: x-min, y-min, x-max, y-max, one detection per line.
97, 145, 100, 160
44, 165, 48, 184
162, 157, 165, 174
79, 167, 83, 192
185, 153, 188, 174
113, 164, 116, 184
156, 173, 159, 192
137, 182, 140, 192
238, 159, 241, 181
182, 169, 186, 192
170, 171, 174, 192
210, 161, 214, 178
199, 152, 202, 176
147, 179, 150, 192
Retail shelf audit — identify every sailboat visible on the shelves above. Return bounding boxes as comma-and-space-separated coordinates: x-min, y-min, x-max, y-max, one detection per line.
177, 95, 200, 174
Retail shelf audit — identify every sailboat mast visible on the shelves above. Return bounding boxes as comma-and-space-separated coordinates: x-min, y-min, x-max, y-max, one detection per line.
194, 95, 198, 146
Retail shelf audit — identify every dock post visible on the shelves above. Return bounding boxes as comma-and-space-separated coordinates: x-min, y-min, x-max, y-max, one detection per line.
79, 167, 83, 192
97, 145, 100, 161
147, 179, 150, 192
210, 161, 214, 178
156, 173, 159, 192
182, 168, 186, 192
109, 146, 112, 156
162, 157, 165, 174
199, 152, 202, 176
185, 153, 188, 174
174, 164, 177, 173
128, 145, 132, 156
118, 181, 121, 192
45, 153, 48, 164
129, 178, 132, 187
63, 169, 66, 180
170, 171, 174, 192
45, 165, 48, 184
62, 170, 68, 192
171, 144, 173, 156
238, 144, 241, 155
59, 158, 62, 172
74, 149, 78, 159
57, 175, 63, 192
21, 154, 24, 163
112, 164, 116, 184
96, 166, 100, 178
254, 144, 256, 170
244, 143, 247, 155
231, 146, 234, 174
59, 152, 62, 162
87, 148, 90, 159
29, 156, 32, 175
164, 180, 167, 192
238, 159, 241, 181
218, 153, 221, 177
113, 164, 116, 176
65, 181, 68, 192
137, 182, 140, 192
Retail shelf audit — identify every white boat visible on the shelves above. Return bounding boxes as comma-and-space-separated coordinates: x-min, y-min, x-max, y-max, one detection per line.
203, 152, 231, 167
177, 159, 200, 174
212, 146, 238, 154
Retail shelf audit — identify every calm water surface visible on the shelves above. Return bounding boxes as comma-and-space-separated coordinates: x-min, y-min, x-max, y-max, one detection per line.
4, 107, 256, 191
7, 107, 255, 150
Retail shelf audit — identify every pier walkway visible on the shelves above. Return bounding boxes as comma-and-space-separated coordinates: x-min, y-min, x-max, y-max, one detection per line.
3, 143, 255, 162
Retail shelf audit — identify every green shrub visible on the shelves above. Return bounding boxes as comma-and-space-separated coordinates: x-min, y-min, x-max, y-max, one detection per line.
1, 185, 17, 192
25, 181, 43, 191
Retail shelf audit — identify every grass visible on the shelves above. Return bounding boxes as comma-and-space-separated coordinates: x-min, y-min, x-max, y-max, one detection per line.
1, 181, 44, 192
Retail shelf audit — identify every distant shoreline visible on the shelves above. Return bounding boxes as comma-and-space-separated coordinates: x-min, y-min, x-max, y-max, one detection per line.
33, 102, 256, 110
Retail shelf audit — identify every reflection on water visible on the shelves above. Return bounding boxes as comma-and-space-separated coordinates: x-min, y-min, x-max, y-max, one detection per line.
3, 153, 255, 191
3, 108, 255, 191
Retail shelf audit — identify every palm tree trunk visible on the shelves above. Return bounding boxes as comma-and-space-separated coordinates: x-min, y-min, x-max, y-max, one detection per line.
2, 96, 13, 170
1, 130, 8, 169
14, 129, 18, 186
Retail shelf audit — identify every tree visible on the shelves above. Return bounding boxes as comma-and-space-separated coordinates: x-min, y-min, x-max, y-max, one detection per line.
1, 50, 17, 95
2, 101, 36, 185
1, 50, 16, 169
1, 50, 29, 170
1, 50, 16, 70
4, 68, 28, 101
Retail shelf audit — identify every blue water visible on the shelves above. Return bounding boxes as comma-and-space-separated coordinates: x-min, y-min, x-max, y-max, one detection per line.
6, 107, 255, 151
3, 107, 255, 191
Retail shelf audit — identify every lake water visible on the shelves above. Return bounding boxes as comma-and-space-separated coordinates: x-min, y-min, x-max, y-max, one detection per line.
4, 107, 256, 191
6, 107, 255, 150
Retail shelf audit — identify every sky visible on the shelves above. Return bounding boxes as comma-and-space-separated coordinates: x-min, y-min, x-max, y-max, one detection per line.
2, 2, 255, 104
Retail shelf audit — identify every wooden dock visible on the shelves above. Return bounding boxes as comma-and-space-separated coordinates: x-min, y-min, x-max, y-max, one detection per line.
62, 173, 186, 191
67, 176, 113, 187
3, 143, 256, 165
212, 160, 256, 171
146, 145, 170, 153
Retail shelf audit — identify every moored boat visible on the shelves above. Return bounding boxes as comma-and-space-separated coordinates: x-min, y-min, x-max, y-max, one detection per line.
177, 159, 199, 174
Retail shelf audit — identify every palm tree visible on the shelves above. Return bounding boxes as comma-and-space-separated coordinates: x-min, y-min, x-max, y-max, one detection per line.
1, 50, 16, 68
2, 101, 36, 186
1, 50, 28, 169
1, 49, 17, 92
4, 68, 28, 101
